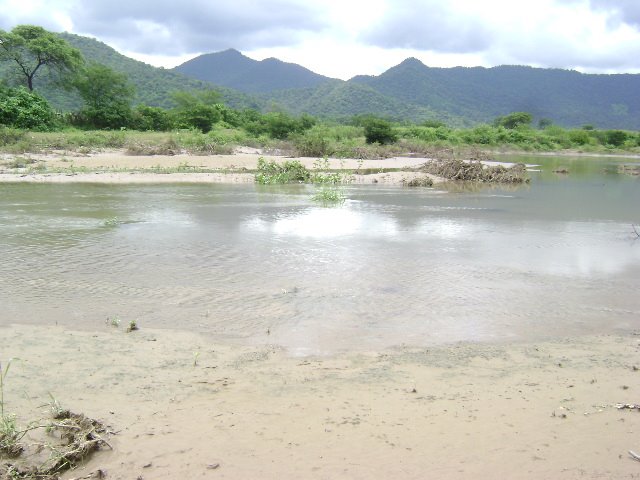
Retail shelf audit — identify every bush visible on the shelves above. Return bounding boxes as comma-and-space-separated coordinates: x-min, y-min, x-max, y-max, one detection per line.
255, 157, 310, 184
0, 87, 55, 130
131, 105, 175, 131
363, 118, 397, 144
603, 130, 628, 147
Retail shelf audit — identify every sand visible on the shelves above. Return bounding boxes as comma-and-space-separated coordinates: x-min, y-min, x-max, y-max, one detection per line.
0, 150, 442, 186
1, 324, 639, 479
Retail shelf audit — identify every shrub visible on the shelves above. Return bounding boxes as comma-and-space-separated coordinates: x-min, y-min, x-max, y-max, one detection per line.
255, 158, 311, 184
131, 105, 175, 131
363, 118, 398, 144
603, 130, 628, 147
0, 87, 55, 130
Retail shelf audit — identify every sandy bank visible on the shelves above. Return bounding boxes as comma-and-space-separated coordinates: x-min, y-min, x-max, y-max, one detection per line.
2, 324, 639, 479
0, 151, 444, 185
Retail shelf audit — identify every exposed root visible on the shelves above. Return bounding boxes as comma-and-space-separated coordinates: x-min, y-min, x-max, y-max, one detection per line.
420, 151, 529, 184
0, 412, 110, 480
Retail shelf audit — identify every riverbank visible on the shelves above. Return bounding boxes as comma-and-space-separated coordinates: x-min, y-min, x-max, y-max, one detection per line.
0, 150, 445, 185
1, 324, 639, 479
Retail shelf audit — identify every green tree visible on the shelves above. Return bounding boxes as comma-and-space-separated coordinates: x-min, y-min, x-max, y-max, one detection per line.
131, 105, 175, 131
363, 117, 397, 144
0, 25, 83, 91
603, 130, 628, 147
171, 90, 223, 132
0, 85, 55, 129
538, 118, 553, 129
73, 63, 134, 129
494, 112, 533, 129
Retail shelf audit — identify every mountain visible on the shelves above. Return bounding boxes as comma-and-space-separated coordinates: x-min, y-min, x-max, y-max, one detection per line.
0, 33, 261, 112
257, 82, 459, 123
173, 49, 333, 93
2, 30, 639, 129
350, 58, 640, 128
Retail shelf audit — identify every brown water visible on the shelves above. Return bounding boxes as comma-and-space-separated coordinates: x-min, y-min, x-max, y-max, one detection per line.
1, 155, 639, 354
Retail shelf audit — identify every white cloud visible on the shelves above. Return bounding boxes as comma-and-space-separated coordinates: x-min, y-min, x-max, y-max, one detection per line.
1, 0, 639, 78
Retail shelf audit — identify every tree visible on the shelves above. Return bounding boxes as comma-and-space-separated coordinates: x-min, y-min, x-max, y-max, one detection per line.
131, 105, 175, 131
0, 25, 83, 91
493, 112, 533, 129
73, 64, 134, 129
363, 117, 397, 144
171, 90, 223, 132
0, 85, 55, 130
538, 118, 553, 129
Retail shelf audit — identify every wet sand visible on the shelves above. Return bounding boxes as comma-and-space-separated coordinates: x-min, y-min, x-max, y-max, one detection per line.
1, 324, 639, 479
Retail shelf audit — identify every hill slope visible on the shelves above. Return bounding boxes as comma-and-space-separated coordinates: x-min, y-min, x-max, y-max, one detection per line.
1, 30, 639, 128
173, 49, 333, 93
350, 58, 640, 128
0, 33, 261, 112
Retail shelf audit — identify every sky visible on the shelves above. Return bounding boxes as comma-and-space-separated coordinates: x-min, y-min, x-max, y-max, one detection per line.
1, 0, 639, 79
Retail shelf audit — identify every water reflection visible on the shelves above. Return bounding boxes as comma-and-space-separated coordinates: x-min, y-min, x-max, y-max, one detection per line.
244, 206, 399, 238
0, 157, 639, 355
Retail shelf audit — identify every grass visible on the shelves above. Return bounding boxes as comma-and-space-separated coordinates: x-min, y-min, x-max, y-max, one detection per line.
0, 359, 110, 478
0, 359, 24, 458
312, 187, 346, 206
255, 157, 310, 184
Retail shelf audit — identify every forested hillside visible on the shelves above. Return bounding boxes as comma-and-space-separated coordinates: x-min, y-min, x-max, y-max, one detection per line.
173, 49, 333, 93
1, 30, 638, 128
351, 58, 640, 128
0, 33, 261, 112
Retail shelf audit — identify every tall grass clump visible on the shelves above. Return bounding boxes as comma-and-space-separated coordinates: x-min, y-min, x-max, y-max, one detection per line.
0, 359, 23, 458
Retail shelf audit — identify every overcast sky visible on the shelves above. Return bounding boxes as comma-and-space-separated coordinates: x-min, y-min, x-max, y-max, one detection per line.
1, 0, 639, 79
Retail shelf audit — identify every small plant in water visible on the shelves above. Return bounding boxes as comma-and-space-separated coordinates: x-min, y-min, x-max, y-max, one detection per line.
312, 187, 346, 206
102, 216, 120, 227
310, 157, 352, 207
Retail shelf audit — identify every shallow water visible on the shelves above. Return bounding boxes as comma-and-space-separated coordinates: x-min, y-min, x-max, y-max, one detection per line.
1, 155, 639, 354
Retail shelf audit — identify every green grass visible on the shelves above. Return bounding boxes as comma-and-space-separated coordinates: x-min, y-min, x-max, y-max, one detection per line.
254, 157, 311, 184
312, 186, 346, 206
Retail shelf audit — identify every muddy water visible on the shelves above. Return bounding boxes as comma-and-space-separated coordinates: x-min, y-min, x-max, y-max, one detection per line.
1, 155, 639, 354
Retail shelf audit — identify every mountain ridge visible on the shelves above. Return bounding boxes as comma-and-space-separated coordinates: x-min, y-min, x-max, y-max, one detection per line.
2, 30, 639, 128
173, 49, 334, 93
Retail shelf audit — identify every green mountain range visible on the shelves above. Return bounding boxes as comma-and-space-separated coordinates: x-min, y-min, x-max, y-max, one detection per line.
2, 31, 639, 129
173, 48, 332, 93
174, 49, 640, 128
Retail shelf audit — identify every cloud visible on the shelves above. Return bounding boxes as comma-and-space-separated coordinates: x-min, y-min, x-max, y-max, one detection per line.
0, 0, 329, 55
589, 0, 640, 27
360, 0, 640, 72
72, 0, 328, 54
360, 1, 494, 53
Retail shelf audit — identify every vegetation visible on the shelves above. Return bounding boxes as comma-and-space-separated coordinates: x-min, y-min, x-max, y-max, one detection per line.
72, 63, 135, 129
422, 157, 529, 183
0, 25, 83, 91
0, 85, 55, 130
0, 25, 638, 159
255, 158, 310, 184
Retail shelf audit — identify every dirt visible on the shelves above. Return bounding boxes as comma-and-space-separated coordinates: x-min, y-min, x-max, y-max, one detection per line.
1, 324, 639, 479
